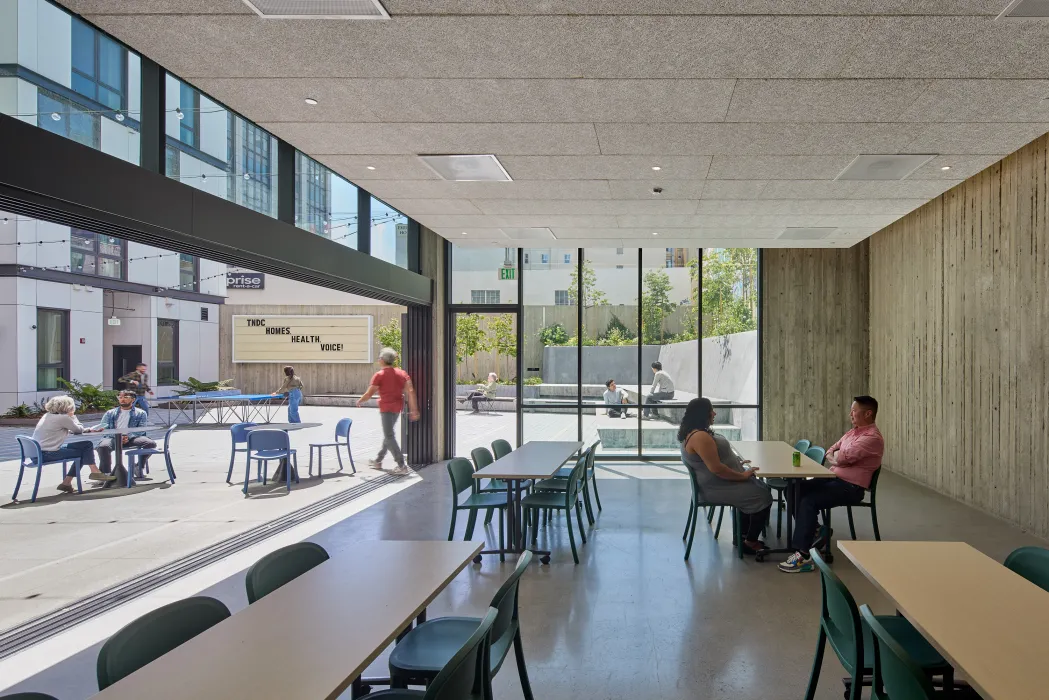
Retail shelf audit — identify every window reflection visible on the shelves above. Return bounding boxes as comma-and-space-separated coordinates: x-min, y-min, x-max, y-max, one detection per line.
370, 197, 408, 268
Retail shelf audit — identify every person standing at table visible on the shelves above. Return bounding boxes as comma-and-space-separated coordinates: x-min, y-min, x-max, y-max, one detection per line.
679, 397, 772, 554
119, 362, 153, 415
643, 361, 675, 420
94, 390, 156, 479
779, 395, 884, 574
32, 395, 117, 493
357, 348, 419, 475
271, 366, 304, 424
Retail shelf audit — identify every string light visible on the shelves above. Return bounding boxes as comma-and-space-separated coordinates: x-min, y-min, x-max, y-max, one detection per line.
50, 112, 60, 121
175, 107, 184, 120
115, 112, 125, 122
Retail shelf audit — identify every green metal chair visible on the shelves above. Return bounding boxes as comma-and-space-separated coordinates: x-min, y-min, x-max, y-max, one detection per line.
1004, 545, 1049, 593
359, 607, 498, 700
860, 605, 982, 700
847, 466, 883, 541
471, 446, 526, 527
491, 439, 513, 460
804, 550, 954, 700
390, 551, 534, 699
245, 541, 330, 603
682, 463, 743, 561
522, 457, 587, 564
447, 458, 508, 560
97, 596, 231, 690
533, 445, 597, 526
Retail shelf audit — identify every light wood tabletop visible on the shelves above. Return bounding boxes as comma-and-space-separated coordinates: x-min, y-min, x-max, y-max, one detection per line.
838, 540, 1049, 700
730, 440, 835, 478
95, 540, 482, 700
473, 440, 584, 480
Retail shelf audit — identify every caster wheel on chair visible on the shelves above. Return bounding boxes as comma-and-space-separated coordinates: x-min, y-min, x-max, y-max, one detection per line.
539, 555, 551, 565
472, 554, 483, 565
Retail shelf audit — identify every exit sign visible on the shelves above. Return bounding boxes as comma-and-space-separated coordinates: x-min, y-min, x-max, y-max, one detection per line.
499, 267, 516, 281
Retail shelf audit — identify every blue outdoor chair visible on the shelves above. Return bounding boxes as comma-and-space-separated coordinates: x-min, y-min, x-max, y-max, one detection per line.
226, 422, 257, 484
124, 424, 179, 487
244, 429, 298, 495
307, 417, 355, 477
14, 436, 83, 503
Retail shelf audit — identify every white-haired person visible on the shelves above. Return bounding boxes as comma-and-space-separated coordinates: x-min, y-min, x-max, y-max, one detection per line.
356, 347, 419, 475
30, 395, 116, 494
460, 372, 498, 414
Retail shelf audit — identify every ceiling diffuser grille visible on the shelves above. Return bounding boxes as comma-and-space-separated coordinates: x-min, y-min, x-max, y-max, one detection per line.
835, 155, 934, 181
241, 0, 389, 19
998, 0, 1049, 19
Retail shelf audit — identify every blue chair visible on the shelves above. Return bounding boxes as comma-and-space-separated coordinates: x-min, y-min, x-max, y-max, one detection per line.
225, 422, 257, 484
124, 424, 179, 486
244, 429, 298, 495
14, 436, 83, 503
307, 417, 355, 477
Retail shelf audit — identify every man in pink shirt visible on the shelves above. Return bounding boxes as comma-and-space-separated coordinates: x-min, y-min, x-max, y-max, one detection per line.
780, 396, 884, 573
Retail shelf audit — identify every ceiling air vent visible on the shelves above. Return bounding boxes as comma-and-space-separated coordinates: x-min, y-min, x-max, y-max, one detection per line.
998, 0, 1049, 19
419, 155, 512, 182
501, 228, 555, 241
241, 0, 389, 19
835, 155, 934, 181
778, 227, 837, 241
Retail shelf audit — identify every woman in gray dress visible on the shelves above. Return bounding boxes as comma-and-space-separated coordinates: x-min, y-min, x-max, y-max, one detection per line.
679, 397, 772, 553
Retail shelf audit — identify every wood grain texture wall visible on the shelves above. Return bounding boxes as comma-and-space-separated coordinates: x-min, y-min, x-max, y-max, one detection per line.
762, 243, 870, 451
870, 135, 1049, 538
219, 304, 404, 395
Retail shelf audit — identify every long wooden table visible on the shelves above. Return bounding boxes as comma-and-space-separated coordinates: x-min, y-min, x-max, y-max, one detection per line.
95, 540, 482, 700
839, 540, 1049, 700
473, 440, 584, 565
730, 440, 835, 562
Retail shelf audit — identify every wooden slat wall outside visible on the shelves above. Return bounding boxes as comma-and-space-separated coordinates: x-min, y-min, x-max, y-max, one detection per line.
869, 134, 1049, 538
218, 304, 404, 396
761, 243, 870, 451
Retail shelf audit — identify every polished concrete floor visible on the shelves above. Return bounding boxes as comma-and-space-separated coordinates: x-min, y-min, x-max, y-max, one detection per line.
3, 459, 1045, 699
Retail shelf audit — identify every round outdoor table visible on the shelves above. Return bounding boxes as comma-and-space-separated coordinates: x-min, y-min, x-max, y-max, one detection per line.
245, 423, 322, 483
89, 427, 143, 488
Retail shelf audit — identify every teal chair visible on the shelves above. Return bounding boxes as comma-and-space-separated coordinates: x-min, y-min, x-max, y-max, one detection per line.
522, 457, 587, 564
358, 607, 498, 700
682, 463, 743, 561
847, 466, 883, 541
491, 439, 513, 460
245, 542, 329, 603
860, 605, 982, 700
97, 596, 231, 690
0, 694, 59, 699
447, 458, 508, 559
805, 445, 826, 464
804, 550, 954, 700
1005, 545, 1049, 592
533, 445, 597, 526
390, 551, 534, 699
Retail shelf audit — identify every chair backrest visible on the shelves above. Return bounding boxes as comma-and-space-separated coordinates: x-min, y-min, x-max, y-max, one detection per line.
447, 458, 476, 497
245, 542, 330, 603
811, 549, 864, 675
335, 418, 352, 441
230, 422, 257, 445
859, 604, 938, 700
868, 465, 882, 494
0, 693, 60, 700
97, 596, 231, 690
246, 429, 289, 452
15, 436, 43, 466
805, 445, 826, 465
564, 453, 587, 508
424, 607, 498, 700
793, 439, 812, 453
584, 441, 598, 476
1004, 546, 1049, 593
487, 551, 532, 667
470, 447, 494, 471
491, 439, 513, 460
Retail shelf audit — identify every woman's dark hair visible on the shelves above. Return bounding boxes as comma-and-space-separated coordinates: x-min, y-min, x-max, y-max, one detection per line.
283, 365, 295, 376
677, 397, 714, 443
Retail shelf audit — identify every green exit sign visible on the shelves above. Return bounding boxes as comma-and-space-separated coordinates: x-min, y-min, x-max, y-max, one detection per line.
499, 267, 516, 281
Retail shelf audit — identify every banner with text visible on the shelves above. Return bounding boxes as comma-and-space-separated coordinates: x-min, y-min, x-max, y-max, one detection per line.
232, 315, 373, 364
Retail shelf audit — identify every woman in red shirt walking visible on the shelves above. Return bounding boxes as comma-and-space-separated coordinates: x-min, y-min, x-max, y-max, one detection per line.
357, 347, 419, 475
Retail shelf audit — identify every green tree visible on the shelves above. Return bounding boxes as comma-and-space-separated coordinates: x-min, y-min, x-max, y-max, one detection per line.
490, 313, 517, 358
455, 313, 491, 380
701, 248, 758, 338
640, 269, 676, 344
374, 317, 402, 366
567, 259, 608, 308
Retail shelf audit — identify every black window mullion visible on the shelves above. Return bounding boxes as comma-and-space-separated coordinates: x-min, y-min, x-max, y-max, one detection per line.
577, 248, 583, 443
636, 247, 643, 460
516, 247, 524, 447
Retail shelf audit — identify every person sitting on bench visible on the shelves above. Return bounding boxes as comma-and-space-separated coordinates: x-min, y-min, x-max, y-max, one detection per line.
461, 372, 498, 413
643, 361, 676, 420
603, 379, 630, 418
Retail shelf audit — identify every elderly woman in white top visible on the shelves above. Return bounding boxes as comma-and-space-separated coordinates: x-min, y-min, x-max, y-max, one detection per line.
30, 395, 116, 494
460, 372, 498, 414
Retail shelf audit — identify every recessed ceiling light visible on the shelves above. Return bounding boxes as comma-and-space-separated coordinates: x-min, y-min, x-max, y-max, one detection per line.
940, 165, 952, 171
304, 98, 318, 106
651, 166, 661, 171
652, 231, 659, 236
366, 166, 376, 170
461, 231, 468, 235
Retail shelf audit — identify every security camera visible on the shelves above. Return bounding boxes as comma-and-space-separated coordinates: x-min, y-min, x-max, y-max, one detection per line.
652, 187, 663, 195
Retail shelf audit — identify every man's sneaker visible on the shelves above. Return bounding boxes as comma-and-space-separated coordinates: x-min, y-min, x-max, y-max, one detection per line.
368, 459, 384, 471
778, 552, 815, 573
389, 464, 410, 476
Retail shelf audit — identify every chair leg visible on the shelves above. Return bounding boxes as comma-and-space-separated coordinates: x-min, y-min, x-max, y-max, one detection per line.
847, 506, 857, 540
707, 505, 716, 524
31, 466, 43, 503
582, 480, 595, 525
870, 502, 882, 541
465, 510, 478, 540
575, 500, 587, 544
243, 458, 252, 495
565, 507, 579, 564
73, 460, 83, 494
316, 449, 322, 479
803, 627, 827, 700
484, 507, 494, 526
335, 444, 344, 472
308, 446, 314, 478
12, 465, 25, 501
714, 506, 725, 539
590, 472, 602, 511
498, 507, 505, 562
513, 629, 535, 700
347, 443, 356, 474
685, 501, 700, 561
530, 508, 539, 543
683, 499, 694, 541
448, 507, 458, 541
777, 491, 784, 538
226, 450, 236, 483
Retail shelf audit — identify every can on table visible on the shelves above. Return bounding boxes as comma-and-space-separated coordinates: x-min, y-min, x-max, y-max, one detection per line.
792, 451, 801, 467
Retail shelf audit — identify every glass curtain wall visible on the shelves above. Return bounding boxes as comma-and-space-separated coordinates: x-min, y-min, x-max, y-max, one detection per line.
371, 198, 409, 268
294, 152, 359, 248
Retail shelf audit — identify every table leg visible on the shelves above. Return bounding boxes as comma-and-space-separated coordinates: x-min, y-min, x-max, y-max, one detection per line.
755, 478, 798, 563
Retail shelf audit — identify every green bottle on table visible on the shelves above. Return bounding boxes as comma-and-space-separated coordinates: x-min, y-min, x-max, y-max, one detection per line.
792, 451, 801, 467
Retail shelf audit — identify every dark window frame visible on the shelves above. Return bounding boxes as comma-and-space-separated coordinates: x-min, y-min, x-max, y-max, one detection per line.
156, 318, 179, 386
70, 228, 126, 280
70, 16, 128, 112
36, 308, 70, 391
178, 81, 200, 149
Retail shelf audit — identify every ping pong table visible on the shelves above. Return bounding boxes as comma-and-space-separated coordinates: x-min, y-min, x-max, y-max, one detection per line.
152, 391, 288, 426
